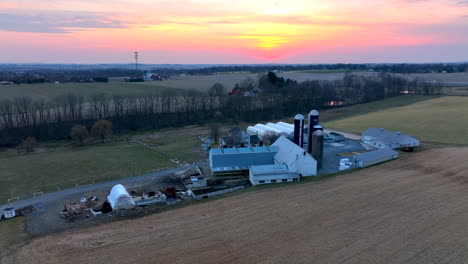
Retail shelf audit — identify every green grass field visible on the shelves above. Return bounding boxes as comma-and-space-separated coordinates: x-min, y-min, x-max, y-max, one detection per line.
325, 96, 468, 144
0, 125, 213, 203
0, 82, 187, 101
0, 141, 174, 203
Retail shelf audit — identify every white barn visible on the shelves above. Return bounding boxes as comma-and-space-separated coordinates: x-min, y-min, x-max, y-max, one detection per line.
272, 136, 317, 177
362, 128, 420, 150
249, 164, 299, 185
107, 184, 135, 210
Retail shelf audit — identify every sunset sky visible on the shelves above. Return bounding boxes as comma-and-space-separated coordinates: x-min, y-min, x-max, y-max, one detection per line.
0, 0, 467, 64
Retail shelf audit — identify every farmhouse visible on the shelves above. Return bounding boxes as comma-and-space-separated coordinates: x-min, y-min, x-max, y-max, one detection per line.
249, 164, 299, 185
221, 127, 261, 148
353, 148, 399, 168
362, 128, 420, 150
272, 136, 317, 177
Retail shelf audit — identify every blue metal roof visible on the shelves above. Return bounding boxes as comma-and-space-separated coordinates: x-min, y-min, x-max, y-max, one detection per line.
222, 148, 238, 154
209, 146, 278, 171
210, 149, 223, 155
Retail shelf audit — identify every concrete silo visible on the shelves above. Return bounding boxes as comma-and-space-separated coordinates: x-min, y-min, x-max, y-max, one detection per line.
293, 114, 304, 147
312, 130, 324, 169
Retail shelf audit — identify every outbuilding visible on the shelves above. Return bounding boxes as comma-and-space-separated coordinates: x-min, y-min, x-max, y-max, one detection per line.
249, 164, 300, 185
362, 128, 420, 150
353, 148, 399, 168
107, 184, 135, 210
209, 146, 278, 176
272, 136, 317, 177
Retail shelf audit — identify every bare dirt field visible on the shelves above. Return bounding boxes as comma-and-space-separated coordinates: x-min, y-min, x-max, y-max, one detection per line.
12, 147, 468, 264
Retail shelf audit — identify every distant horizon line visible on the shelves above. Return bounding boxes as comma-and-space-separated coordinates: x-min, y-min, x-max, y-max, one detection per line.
1, 61, 467, 66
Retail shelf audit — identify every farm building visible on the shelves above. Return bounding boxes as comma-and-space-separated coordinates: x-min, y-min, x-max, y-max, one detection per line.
272, 136, 317, 177
221, 127, 261, 148
362, 128, 420, 150
209, 146, 278, 176
107, 184, 135, 210
353, 148, 399, 168
249, 164, 300, 185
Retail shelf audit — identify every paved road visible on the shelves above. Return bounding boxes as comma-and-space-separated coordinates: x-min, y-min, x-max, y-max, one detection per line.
0, 164, 201, 213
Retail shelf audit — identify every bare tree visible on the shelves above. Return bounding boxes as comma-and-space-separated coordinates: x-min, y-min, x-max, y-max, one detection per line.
18, 136, 37, 153
91, 120, 113, 143
263, 131, 280, 145
70, 124, 89, 145
209, 122, 221, 144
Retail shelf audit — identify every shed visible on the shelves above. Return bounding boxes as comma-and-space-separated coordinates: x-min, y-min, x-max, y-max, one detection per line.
107, 184, 135, 210
272, 136, 317, 177
249, 164, 299, 185
353, 148, 399, 168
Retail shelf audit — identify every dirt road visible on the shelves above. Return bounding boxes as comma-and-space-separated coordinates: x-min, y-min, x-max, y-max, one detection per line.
13, 147, 468, 264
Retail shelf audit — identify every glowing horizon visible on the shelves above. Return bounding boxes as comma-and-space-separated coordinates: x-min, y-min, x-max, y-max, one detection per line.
0, 0, 467, 64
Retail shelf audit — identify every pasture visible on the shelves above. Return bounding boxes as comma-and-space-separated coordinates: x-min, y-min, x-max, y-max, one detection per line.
0, 141, 173, 203
1, 71, 467, 101
0, 125, 211, 203
0, 82, 186, 101
13, 147, 468, 264
326, 96, 468, 144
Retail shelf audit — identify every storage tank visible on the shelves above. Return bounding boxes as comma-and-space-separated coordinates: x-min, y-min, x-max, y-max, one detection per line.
313, 125, 323, 132
312, 130, 324, 169
266, 123, 294, 136
276, 122, 294, 130
254, 124, 287, 137
293, 114, 304, 147
307, 110, 320, 153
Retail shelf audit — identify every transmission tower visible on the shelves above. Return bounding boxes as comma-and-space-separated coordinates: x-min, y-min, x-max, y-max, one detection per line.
134, 51, 138, 71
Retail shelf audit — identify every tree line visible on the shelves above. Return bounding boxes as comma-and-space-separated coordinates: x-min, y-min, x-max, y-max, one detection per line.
1, 63, 466, 84
0, 73, 443, 147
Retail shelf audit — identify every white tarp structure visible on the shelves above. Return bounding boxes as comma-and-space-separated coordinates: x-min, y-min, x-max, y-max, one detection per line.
272, 136, 317, 177
107, 184, 135, 210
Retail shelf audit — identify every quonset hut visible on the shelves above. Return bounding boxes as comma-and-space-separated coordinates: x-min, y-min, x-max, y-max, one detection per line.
107, 184, 135, 210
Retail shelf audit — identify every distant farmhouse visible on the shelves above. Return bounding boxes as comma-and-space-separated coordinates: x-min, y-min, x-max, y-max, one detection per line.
362, 128, 420, 151
144, 73, 165, 81
220, 127, 260, 148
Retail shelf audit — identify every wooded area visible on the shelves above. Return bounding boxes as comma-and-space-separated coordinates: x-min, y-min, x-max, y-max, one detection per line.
0, 73, 442, 146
